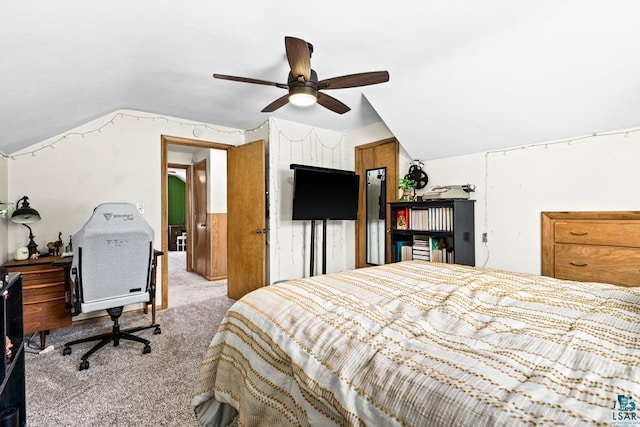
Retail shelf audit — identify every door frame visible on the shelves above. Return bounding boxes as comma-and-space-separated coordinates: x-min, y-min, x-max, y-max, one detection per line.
160, 135, 233, 310
354, 137, 399, 268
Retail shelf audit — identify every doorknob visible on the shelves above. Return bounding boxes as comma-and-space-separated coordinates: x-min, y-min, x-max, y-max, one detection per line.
199, 223, 206, 228
255, 228, 267, 234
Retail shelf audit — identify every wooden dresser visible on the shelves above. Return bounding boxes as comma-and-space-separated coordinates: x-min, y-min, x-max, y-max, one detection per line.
541, 211, 640, 287
2, 257, 71, 348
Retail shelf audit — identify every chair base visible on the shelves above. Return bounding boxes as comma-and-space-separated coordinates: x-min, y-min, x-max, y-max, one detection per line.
62, 307, 161, 371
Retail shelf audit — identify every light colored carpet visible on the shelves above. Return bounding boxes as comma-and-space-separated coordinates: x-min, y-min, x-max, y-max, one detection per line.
24, 251, 234, 426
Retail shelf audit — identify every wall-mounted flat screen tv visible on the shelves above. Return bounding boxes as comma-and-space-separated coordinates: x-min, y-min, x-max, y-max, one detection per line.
291, 164, 359, 221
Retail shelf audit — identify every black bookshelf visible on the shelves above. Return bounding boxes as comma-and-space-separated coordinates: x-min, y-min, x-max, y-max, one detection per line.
0, 272, 25, 426
390, 199, 475, 266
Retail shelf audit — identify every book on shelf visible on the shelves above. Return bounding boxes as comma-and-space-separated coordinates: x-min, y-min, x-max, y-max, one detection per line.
412, 236, 431, 261
401, 245, 413, 261
395, 207, 410, 230
406, 206, 454, 232
395, 240, 412, 261
428, 237, 455, 263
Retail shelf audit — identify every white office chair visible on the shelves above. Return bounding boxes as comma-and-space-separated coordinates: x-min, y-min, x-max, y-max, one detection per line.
61, 203, 162, 371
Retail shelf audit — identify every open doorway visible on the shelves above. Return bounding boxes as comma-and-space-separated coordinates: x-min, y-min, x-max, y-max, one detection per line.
161, 135, 233, 310
167, 164, 189, 276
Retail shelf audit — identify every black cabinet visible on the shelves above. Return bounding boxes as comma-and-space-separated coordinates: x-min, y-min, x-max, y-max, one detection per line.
0, 272, 25, 426
390, 200, 475, 266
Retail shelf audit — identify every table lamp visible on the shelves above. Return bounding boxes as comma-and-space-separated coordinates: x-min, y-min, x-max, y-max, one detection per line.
11, 196, 41, 257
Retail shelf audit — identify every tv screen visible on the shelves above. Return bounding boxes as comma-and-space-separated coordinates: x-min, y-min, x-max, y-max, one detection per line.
291, 166, 359, 220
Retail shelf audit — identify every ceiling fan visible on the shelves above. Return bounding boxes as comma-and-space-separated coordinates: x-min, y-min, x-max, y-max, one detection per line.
213, 36, 389, 114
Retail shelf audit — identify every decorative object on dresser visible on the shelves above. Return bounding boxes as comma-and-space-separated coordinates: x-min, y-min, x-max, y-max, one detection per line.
541, 210, 640, 286
10, 196, 41, 258
1, 257, 71, 350
0, 273, 26, 426
390, 200, 475, 265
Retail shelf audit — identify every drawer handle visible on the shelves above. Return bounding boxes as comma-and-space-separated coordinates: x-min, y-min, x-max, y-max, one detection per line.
569, 231, 588, 236
570, 261, 588, 267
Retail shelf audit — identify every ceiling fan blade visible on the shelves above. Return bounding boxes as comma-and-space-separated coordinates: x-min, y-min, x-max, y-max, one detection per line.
317, 93, 350, 114
213, 74, 288, 89
317, 71, 389, 90
261, 94, 290, 113
285, 36, 311, 82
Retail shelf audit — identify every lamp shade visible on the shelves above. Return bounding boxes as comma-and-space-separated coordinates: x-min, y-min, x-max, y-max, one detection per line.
11, 196, 41, 224
289, 86, 317, 107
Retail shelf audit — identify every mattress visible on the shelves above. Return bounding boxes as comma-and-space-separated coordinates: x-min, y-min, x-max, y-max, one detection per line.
192, 261, 640, 426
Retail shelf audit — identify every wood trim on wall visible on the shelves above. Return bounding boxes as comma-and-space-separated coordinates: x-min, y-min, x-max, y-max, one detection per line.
207, 213, 227, 280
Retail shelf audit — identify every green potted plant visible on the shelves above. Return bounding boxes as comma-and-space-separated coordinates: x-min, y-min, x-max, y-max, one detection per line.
398, 178, 416, 201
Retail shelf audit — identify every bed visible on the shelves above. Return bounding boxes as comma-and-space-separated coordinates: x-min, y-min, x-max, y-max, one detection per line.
191, 260, 640, 426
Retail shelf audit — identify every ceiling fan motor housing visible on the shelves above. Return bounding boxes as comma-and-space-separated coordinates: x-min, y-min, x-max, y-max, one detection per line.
288, 70, 318, 85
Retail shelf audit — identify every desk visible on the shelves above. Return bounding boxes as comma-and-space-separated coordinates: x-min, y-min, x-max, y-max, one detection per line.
1, 257, 71, 349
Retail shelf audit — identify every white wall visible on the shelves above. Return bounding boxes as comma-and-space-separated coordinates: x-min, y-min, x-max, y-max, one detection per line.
268, 118, 355, 283
419, 127, 640, 275
6, 109, 245, 304
348, 121, 394, 146
167, 151, 195, 165
11, 109, 633, 290
209, 149, 227, 213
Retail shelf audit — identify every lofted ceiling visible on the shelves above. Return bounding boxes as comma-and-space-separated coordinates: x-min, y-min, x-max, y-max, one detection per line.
2, 1, 639, 160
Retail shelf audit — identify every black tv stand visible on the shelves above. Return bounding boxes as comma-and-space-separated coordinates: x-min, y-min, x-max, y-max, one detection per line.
309, 219, 328, 276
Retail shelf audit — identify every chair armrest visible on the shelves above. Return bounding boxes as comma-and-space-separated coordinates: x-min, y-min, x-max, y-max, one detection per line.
52, 257, 75, 311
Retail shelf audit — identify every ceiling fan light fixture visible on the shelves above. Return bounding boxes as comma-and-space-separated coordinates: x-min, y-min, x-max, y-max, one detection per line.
289, 86, 317, 107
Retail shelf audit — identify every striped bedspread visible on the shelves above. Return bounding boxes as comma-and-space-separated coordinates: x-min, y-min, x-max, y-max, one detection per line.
192, 261, 640, 426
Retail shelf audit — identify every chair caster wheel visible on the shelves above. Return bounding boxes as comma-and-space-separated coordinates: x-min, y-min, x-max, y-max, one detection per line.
153, 326, 161, 335
63, 346, 72, 356
143, 345, 151, 354
79, 360, 89, 371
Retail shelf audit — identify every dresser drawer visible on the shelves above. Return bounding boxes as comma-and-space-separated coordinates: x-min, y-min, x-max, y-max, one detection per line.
554, 220, 640, 247
554, 243, 640, 287
23, 282, 67, 304
23, 299, 71, 335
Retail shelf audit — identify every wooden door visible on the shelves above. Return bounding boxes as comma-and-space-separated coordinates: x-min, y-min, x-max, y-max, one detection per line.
355, 138, 399, 268
193, 159, 209, 277
227, 139, 266, 300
